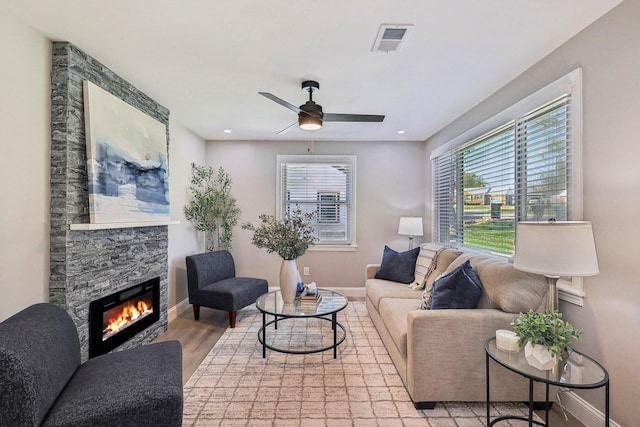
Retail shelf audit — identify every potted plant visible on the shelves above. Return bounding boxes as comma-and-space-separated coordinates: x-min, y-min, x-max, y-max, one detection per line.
184, 163, 241, 252
511, 310, 583, 370
242, 206, 317, 303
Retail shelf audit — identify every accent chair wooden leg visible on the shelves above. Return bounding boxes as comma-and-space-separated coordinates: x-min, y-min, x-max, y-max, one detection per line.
229, 311, 237, 328
193, 304, 200, 320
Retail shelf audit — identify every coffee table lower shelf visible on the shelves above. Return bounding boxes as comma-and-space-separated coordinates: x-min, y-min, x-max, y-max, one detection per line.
255, 289, 350, 359
258, 315, 346, 358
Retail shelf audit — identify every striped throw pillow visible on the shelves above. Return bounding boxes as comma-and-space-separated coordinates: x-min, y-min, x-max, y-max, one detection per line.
408, 243, 445, 290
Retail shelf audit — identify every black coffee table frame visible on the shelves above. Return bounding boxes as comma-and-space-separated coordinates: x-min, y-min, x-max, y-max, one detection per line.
485, 337, 609, 426
255, 289, 348, 359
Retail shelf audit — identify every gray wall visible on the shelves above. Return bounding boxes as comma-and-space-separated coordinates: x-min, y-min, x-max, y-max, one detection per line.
424, 1, 639, 424
205, 140, 427, 289
49, 42, 170, 360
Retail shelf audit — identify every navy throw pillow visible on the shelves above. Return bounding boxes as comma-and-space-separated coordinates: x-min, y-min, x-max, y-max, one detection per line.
430, 260, 484, 309
374, 245, 420, 284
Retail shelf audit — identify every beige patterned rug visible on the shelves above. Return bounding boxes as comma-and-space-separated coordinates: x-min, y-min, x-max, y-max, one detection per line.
183, 302, 539, 426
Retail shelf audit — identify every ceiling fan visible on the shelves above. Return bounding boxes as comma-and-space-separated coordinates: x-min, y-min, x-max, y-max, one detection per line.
259, 80, 385, 134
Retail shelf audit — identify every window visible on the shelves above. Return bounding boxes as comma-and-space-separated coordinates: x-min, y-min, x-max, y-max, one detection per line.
431, 69, 584, 303
277, 155, 356, 249
317, 192, 340, 224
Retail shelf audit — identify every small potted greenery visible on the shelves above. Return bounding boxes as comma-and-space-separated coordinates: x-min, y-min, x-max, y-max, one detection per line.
511, 310, 583, 370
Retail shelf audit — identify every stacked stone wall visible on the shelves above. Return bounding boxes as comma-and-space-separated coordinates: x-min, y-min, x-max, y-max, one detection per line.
50, 42, 169, 361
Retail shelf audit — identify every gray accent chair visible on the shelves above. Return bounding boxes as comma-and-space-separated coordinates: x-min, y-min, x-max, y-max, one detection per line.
186, 250, 268, 328
0, 303, 183, 426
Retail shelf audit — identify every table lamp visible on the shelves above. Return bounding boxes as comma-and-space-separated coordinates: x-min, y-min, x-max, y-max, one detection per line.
398, 217, 423, 250
513, 221, 599, 312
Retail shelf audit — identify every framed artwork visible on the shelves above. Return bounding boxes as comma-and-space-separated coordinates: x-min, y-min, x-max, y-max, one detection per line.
83, 80, 170, 224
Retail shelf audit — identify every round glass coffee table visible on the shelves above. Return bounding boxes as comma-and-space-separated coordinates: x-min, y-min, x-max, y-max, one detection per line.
255, 289, 348, 358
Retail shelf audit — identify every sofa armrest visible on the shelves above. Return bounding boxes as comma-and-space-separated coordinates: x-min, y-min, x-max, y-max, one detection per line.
366, 264, 380, 280
405, 308, 520, 400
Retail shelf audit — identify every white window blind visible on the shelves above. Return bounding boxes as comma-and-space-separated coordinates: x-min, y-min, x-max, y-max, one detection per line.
277, 155, 355, 246
433, 94, 572, 257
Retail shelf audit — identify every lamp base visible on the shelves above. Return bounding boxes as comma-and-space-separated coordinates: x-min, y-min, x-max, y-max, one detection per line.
545, 275, 560, 312
408, 236, 414, 250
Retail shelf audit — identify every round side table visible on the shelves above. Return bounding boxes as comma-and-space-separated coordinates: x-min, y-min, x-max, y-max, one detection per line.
485, 337, 609, 426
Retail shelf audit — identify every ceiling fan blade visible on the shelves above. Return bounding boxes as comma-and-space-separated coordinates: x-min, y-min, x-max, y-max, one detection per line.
276, 121, 298, 135
259, 92, 301, 114
324, 113, 385, 123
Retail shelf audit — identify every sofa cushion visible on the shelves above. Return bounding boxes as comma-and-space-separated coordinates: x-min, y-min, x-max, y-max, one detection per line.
430, 260, 484, 309
374, 245, 420, 284
366, 279, 423, 311
378, 298, 419, 359
446, 254, 548, 313
43, 341, 183, 426
409, 243, 445, 290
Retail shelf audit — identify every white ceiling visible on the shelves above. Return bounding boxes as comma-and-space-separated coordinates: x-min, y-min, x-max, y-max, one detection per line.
1, 0, 622, 142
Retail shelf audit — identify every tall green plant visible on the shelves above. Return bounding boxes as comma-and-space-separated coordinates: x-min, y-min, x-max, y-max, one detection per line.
184, 163, 240, 252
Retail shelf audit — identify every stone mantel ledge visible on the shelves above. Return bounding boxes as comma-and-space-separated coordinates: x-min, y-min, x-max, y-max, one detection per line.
69, 220, 179, 231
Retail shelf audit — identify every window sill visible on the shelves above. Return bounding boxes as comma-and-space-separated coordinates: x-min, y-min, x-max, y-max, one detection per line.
308, 244, 357, 253
558, 281, 585, 307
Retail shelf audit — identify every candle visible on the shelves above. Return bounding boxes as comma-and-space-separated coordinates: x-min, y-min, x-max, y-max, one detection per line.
496, 329, 519, 352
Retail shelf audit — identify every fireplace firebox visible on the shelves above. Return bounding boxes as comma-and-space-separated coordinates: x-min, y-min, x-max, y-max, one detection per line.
88, 277, 160, 358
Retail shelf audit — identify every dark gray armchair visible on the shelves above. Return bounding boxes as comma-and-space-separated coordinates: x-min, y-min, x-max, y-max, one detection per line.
186, 250, 268, 328
0, 303, 183, 426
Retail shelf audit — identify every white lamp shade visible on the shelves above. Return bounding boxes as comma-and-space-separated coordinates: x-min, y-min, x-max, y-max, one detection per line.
398, 217, 423, 236
513, 221, 599, 277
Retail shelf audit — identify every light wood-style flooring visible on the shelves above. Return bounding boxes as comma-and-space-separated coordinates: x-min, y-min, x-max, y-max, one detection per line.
154, 304, 584, 426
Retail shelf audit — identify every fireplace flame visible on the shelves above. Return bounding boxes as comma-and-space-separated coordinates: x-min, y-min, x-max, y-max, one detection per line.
103, 300, 153, 340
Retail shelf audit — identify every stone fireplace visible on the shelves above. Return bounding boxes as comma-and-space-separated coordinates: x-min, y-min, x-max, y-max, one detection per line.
49, 42, 170, 361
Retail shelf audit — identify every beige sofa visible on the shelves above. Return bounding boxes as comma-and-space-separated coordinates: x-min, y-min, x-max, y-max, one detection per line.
365, 247, 552, 408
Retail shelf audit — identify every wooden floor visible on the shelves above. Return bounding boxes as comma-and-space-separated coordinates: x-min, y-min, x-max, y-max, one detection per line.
154, 305, 584, 426
153, 306, 229, 384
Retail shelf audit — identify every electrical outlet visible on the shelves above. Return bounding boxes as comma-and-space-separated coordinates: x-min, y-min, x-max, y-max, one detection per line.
303, 267, 309, 276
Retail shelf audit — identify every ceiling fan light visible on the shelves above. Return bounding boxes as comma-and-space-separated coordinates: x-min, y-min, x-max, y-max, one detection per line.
299, 115, 322, 131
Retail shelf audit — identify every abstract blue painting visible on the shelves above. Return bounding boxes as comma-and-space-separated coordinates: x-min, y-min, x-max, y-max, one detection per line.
83, 81, 170, 224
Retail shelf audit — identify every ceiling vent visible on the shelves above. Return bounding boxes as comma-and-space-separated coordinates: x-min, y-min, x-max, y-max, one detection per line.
372, 24, 413, 53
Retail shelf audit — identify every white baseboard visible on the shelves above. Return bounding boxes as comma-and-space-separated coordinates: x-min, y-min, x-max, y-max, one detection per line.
168, 297, 191, 322
558, 389, 618, 427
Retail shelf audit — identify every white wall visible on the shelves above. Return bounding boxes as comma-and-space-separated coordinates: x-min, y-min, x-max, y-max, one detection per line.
424, 1, 639, 424
168, 121, 206, 309
0, 11, 205, 321
0, 13, 51, 321
205, 140, 426, 289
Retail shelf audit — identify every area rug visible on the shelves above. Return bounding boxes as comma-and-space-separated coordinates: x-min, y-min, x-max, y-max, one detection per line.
183, 302, 539, 426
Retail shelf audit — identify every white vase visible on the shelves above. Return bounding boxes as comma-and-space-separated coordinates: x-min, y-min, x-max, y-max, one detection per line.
524, 342, 557, 370
279, 259, 299, 304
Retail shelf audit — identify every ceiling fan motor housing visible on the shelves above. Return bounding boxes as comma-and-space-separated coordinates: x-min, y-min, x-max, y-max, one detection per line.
300, 100, 323, 117
298, 97, 322, 129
